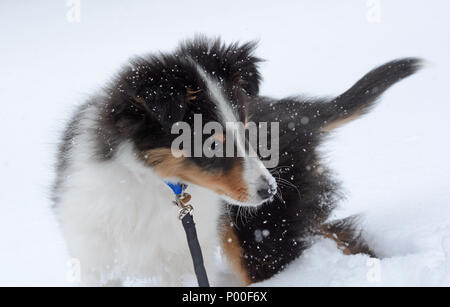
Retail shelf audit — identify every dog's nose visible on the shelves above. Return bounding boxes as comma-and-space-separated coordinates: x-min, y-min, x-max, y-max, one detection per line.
257, 177, 277, 200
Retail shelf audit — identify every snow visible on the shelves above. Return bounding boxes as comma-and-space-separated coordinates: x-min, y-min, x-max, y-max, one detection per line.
1, 0, 450, 286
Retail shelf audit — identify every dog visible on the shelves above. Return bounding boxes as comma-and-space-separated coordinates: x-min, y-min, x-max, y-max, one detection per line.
52, 36, 421, 286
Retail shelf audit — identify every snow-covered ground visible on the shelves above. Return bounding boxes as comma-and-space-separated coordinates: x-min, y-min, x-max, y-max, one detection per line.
1, 0, 449, 286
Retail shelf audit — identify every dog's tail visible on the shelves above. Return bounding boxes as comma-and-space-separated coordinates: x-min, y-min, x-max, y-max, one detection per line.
320, 58, 423, 131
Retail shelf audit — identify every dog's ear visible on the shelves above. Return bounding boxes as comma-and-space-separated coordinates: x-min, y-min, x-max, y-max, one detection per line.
179, 38, 262, 97
113, 57, 201, 131
225, 41, 262, 97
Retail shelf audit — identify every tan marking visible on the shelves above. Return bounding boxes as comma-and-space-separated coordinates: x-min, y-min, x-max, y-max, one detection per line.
236, 78, 245, 85
133, 96, 146, 104
221, 220, 252, 286
244, 114, 252, 128
320, 109, 365, 132
317, 228, 353, 255
129, 96, 149, 111
214, 133, 225, 144
144, 148, 248, 202
232, 73, 246, 86
186, 88, 202, 102
316, 223, 376, 257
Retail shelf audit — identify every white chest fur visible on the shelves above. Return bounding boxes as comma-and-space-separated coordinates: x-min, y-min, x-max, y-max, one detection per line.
55, 120, 222, 285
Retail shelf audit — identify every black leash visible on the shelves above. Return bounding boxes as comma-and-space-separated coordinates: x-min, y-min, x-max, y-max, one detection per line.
180, 213, 210, 287
165, 181, 210, 287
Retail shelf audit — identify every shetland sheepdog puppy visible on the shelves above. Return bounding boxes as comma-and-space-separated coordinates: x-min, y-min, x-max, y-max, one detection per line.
53, 36, 421, 286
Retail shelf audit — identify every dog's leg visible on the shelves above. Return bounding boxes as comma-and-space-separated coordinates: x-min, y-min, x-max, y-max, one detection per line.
317, 215, 376, 257
219, 216, 252, 286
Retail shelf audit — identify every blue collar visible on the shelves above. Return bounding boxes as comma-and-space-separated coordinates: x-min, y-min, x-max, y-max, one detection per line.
164, 180, 187, 196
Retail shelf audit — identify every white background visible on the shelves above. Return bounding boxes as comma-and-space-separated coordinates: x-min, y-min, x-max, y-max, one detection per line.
0, 0, 449, 286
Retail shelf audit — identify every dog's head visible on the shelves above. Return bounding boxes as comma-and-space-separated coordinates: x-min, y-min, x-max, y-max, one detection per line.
108, 37, 277, 206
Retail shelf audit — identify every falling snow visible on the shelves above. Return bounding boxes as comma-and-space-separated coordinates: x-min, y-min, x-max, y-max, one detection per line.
1, 1, 450, 287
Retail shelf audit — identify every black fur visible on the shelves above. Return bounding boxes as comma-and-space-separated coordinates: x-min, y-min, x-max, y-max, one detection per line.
226, 57, 422, 282
97, 37, 261, 172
